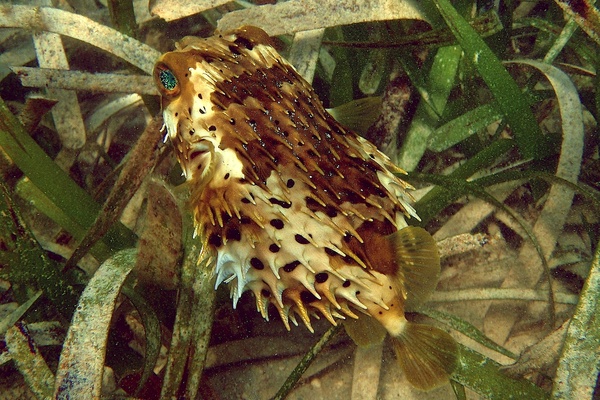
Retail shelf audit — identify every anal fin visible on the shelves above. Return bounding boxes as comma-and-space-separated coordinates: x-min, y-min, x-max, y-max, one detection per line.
344, 314, 387, 347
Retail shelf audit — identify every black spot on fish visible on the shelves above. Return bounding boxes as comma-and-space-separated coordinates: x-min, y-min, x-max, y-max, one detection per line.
208, 233, 222, 248
283, 261, 301, 273
270, 219, 284, 229
295, 234, 310, 244
340, 189, 363, 204
326, 207, 338, 218
234, 36, 254, 50
315, 272, 328, 283
342, 255, 355, 264
300, 291, 318, 303
269, 198, 292, 209
226, 228, 241, 241
251, 257, 264, 270
324, 248, 337, 257
228, 44, 242, 55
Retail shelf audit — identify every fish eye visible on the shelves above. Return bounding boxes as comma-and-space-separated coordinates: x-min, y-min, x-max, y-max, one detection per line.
159, 68, 178, 91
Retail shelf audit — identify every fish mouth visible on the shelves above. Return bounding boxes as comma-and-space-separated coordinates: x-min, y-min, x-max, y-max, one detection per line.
182, 139, 215, 180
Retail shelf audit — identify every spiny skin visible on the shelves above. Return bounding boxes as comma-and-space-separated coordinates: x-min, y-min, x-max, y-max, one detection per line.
154, 26, 456, 390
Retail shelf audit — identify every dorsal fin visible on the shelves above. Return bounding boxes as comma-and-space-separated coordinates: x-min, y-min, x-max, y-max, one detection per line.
389, 226, 440, 311
327, 96, 382, 135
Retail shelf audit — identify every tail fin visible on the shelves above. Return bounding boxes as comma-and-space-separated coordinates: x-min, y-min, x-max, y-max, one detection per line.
391, 322, 458, 390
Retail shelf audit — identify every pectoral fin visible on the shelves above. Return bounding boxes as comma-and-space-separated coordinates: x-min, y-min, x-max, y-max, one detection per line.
389, 226, 440, 310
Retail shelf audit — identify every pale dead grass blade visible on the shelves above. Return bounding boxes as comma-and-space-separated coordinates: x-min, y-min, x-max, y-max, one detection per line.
436, 232, 491, 258
32, 28, 86, 167
350, 344, 383, 400
11, 67, 157, 95
482, 61, 584, 345
0, 5, 160, 74
150, 0, 231, 23
217, 0, 427, 36
132, 0, 154, 24
430, 288, 578, 305
54, 248, 138, 399
516, 66, 583, 180
552, 239, 600, 399
287, 28, 325, 84
5, 322, 54, 399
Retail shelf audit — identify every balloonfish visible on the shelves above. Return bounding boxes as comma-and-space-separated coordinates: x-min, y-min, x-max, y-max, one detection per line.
153, 26, 458, 390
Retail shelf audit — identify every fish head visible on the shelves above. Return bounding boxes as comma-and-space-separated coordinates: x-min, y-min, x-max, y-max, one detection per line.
153, 26, 297, 188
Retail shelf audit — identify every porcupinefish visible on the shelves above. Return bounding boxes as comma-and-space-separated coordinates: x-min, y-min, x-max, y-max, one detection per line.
153, 26, 457, 390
